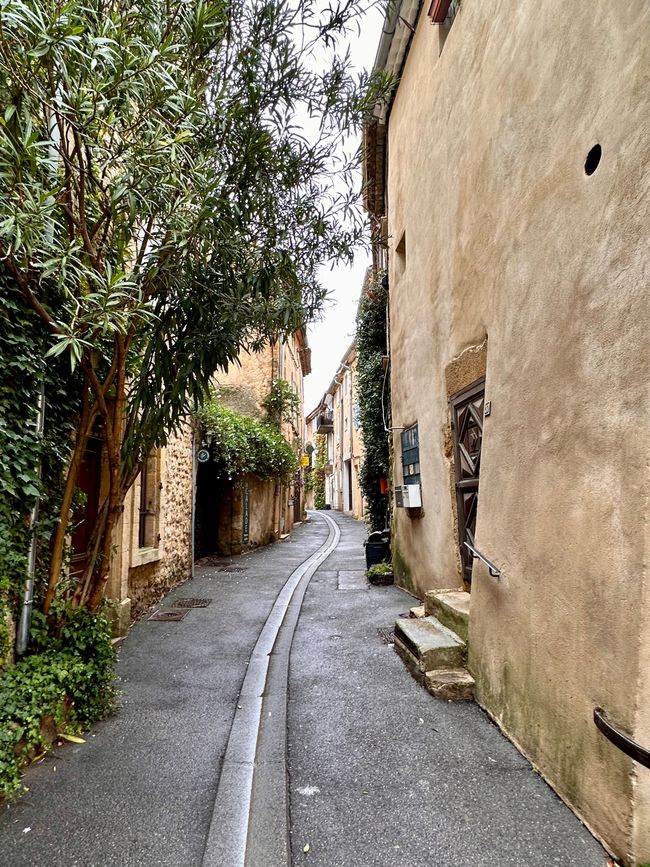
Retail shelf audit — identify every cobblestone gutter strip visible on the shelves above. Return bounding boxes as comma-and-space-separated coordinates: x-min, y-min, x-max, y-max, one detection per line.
202, 512, 340, 867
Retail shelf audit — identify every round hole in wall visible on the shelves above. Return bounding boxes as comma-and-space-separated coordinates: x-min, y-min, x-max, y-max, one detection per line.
584, 144, 602, 176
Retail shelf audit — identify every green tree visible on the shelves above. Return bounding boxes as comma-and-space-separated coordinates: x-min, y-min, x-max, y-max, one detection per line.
356, 270, 389, 529
0, 0, 388, 613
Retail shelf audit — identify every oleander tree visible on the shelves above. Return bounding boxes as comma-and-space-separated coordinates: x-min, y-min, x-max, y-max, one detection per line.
0, 0, 388, 614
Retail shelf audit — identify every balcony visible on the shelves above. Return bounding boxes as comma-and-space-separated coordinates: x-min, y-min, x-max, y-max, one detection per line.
315, 412, 334, 434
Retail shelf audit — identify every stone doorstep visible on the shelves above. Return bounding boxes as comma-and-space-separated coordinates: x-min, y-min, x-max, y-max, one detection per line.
424, 668, 475, 702
393, 615, 466, 673
424, 589, 470, 643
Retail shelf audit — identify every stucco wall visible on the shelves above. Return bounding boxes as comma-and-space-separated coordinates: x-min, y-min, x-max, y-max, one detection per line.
385, 0, 649, 861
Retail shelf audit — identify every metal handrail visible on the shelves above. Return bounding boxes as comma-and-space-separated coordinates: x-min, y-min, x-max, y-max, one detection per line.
593, 708, 650, 769
463, 541, 501, 577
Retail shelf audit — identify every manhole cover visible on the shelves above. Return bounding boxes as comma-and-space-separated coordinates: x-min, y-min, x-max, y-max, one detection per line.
174, 597, 212, 608
217, 566, 246, 573
377, 626, 395, 644
149, 610, 188, 622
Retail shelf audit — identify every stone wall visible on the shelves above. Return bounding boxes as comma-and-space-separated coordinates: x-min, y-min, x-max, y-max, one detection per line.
107, 427, 194, 624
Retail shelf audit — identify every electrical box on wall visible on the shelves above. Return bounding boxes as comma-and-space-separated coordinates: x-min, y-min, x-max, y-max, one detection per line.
395, 484, 422, 508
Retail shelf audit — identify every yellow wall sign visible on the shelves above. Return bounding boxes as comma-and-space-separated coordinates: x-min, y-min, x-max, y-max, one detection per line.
300, 455, 310, 467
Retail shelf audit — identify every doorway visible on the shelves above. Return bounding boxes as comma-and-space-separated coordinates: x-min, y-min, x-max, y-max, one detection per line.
70, 436, 103, 581
451, 379, 485, 584
344, 460, 353, 512
194, 460, 227, 560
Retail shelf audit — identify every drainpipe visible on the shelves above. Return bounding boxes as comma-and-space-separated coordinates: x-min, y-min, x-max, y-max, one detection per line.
16, 96, 62, 656
16, 380, 46, 657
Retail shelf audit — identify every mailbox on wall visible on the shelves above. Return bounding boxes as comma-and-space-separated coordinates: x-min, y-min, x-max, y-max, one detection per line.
394, 484, 422, 508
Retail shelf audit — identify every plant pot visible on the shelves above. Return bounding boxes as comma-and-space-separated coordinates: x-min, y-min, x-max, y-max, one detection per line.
367, 571, 394, 586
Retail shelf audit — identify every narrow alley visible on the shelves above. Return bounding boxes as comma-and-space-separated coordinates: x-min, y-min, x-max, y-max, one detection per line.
1, 513, 607, 867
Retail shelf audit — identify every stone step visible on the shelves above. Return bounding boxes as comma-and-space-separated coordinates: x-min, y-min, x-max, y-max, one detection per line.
394, 615, 466, 674
424, 589, 470, 643
424, 668, 475, 701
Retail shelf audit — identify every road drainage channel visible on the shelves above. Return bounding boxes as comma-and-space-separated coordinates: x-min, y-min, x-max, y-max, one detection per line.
201, 511, 340, 867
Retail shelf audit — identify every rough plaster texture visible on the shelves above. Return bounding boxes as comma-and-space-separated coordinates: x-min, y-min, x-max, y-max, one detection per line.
218, 336, 306, 535
107, 428, 193, 623
383, 0, 650, 861
216, 475, 278, 556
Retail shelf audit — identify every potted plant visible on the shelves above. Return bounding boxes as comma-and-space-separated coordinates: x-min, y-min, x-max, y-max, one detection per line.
366, 561, 394, 586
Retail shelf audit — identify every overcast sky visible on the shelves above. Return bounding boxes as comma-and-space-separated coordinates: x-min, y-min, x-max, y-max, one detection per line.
303, 7, 385, 413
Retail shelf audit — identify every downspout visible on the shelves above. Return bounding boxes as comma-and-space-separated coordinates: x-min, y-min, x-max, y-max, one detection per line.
16, 380, 45, 656
16, 95, 61, 656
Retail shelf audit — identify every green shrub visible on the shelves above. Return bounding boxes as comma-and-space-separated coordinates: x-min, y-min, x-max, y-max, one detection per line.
366, 561, 392, 577
313, 434, 327, 509
0, 606, 116, 798
196, 397, 298, 481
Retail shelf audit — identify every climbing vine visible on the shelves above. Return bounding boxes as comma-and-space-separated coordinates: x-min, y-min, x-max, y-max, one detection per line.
313, 434, 328, 509
0, 275, 118, 796
196, 395, 298, 481
0, 275, 82, 661
262, 379, 301, 429
356, 271, 390, 530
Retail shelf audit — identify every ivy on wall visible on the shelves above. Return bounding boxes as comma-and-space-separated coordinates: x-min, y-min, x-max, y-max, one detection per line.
356, 271, 390, 530
0, 277, 82, 661
313, 434, 327, 509
0, 275, 116, 797
262, 378, 301, 429
0, 604, 115, 797
196, 395, 298, 481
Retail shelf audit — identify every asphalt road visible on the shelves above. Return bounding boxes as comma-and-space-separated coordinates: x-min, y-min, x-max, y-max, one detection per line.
0, 511, 607, 866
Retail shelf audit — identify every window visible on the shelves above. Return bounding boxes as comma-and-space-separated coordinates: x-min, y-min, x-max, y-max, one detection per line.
401, 425, 420, 485
138, 451, 160, 549
428, 0, 459, 24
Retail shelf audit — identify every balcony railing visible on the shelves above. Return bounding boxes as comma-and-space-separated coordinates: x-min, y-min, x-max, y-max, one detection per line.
315, 412, 334, 434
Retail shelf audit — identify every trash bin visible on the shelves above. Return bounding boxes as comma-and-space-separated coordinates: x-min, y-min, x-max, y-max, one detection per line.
364, 529, 391, 569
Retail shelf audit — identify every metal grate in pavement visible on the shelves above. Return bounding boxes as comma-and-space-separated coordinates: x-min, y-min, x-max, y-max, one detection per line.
377, 626, 395, 644
148, 610, 188, 622
217, 566, 246, 573
174, 597, 212, 608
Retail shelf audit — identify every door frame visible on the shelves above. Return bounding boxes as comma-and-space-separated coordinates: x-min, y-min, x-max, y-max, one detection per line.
450, 377, 485, 585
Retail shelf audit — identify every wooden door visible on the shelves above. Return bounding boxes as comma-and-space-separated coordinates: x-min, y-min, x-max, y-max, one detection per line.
451, 380, 485, 584
70, 436, 102, 580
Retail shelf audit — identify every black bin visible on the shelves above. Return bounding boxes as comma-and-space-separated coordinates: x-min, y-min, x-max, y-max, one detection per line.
364, 529, 391, 569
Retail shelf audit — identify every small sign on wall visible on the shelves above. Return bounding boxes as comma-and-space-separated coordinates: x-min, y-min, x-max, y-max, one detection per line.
242, 480, 250, 544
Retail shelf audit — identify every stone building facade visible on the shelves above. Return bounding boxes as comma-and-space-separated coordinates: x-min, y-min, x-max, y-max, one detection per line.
194, 330, 311, 559
105, 429, 194, 629
102, 331, 310, 629
365, 1, 650, 863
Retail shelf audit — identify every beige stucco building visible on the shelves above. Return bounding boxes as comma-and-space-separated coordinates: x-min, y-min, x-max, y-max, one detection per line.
366, 0, 650, 863
305, 341, 365, 519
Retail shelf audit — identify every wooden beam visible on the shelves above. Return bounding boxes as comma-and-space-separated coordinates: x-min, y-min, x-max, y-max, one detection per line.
428, 0, 452, 24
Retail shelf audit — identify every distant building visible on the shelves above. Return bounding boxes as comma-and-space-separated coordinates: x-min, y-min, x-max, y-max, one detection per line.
306, 341, 364, 519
